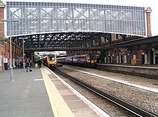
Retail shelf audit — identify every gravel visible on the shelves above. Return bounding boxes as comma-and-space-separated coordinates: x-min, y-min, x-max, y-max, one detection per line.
57, 65, 158, 115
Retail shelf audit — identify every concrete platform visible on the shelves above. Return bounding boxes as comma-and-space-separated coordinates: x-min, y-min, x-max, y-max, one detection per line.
0, 67, 105, 117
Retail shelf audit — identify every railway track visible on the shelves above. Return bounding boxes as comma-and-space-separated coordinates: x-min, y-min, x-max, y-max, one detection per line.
96, 64, 158, 80
54, 68, 158, 117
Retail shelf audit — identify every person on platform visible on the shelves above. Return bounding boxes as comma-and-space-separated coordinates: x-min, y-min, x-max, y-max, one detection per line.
38, 60, 42, 68
25, 59, 30, 72
20, 60, 23, 68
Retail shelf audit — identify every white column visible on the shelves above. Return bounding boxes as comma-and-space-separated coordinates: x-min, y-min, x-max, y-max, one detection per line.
145, 54, 147, 64
124, 55, 127, 63
133, 55, 136, 60
116, 56, 118, 63
119, 55, 122, 63
13, 59, 15, 68
104, 57, 106, 63
153, 51, 155, 64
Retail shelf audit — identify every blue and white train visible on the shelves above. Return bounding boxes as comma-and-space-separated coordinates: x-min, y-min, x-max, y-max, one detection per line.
57, 54, 97, 68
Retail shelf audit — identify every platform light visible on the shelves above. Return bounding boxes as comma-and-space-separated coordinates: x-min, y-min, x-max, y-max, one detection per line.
2, 19, 19, 82
19, 37, 28, 71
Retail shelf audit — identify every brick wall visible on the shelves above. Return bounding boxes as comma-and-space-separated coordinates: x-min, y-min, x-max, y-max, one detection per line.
0, 43, 5, 70
0, 7, 4, 37
0, 5, 10, 71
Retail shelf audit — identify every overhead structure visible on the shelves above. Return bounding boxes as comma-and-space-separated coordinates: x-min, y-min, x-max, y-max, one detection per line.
5, 1, 146, 51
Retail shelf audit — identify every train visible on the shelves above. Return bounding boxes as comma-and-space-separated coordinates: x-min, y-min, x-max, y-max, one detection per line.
43, 54, 57, 70
57, 54, 97, 68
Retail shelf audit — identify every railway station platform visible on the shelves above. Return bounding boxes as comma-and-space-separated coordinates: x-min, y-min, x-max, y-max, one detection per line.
96, 63, 158, 79
0, 67, 104, 117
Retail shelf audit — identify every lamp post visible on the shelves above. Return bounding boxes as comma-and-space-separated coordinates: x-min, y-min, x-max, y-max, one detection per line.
19, 37, 27, 71
23, 39, 25, 71
2, 19, 19, 82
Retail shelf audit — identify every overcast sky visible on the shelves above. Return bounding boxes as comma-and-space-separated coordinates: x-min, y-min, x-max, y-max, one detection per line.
3, 0, 158, 36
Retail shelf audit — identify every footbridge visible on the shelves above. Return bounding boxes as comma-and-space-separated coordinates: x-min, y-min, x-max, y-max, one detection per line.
3, 1, 147, 53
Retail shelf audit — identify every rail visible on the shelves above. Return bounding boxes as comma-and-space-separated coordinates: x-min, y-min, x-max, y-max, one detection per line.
54, 69, 158, 117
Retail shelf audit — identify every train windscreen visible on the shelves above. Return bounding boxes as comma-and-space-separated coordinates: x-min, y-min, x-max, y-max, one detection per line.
91, 55, 96, 60
48, 55, 55, 61
88, 54, 96, 60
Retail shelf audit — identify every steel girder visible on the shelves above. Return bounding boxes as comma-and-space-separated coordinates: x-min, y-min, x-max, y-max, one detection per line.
6, 2, 146, 36
5, 2, 146, 51
13, 32, 111, 51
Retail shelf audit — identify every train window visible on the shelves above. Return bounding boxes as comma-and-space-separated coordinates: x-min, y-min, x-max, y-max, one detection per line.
49, 56, 55, 61
91, 55, 96, 60
88, 54, 96, 60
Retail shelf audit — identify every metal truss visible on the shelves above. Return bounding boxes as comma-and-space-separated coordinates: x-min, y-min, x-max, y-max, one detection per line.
13, 32, 107, 51
6, 2, 146, 51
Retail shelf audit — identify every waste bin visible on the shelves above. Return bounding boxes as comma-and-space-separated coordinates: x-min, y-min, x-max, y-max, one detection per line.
4, 63, 8, 70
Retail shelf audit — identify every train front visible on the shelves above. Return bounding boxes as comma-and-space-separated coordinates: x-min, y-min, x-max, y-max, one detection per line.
87, 54, 97, 67
47, 54, 57, 70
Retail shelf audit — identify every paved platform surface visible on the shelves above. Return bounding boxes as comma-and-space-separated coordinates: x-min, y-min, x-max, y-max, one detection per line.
0, 68, 54, 117
0, 67, 103, 117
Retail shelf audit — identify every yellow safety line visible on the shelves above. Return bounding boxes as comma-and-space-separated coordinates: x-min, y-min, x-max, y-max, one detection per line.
41, 68, 75, 117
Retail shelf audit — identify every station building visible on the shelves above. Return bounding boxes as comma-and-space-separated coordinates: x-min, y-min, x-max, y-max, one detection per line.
0, 1, 155, 71
0, 1, 22, 71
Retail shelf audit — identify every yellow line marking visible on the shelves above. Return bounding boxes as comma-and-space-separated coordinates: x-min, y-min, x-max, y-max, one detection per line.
41, 68, 75, 117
